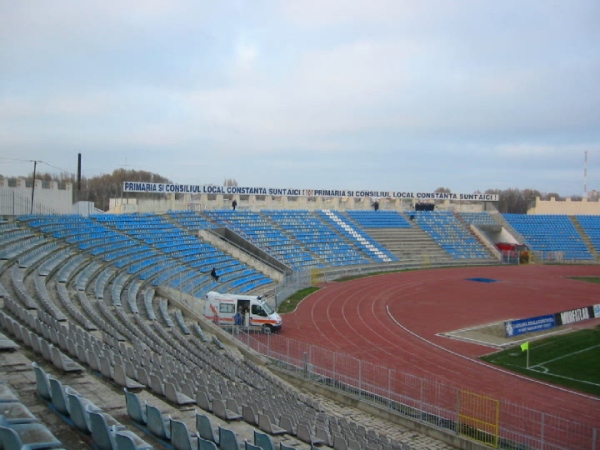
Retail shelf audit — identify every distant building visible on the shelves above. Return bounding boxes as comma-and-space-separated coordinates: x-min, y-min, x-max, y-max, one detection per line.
0, 178, 73, 215
528, 196, 600, 215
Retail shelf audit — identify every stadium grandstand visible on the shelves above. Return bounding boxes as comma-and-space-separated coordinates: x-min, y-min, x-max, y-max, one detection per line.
1, 178, 599, 449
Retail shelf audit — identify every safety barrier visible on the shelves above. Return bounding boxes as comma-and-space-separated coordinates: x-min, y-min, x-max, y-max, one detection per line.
235, 332, 599, 450
457, 391, 500, 448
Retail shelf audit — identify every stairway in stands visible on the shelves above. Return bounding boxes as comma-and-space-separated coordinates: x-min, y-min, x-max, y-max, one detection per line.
489, 212, 531, 248
569, 216, 600, 261
452, 211, 497, 259
366, 226, 454, 264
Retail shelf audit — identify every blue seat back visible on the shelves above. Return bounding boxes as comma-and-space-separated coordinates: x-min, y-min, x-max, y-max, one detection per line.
280, 443, 297, 450
32, 362, 51, 401
196, 412, 217, 442
170, 418, 194, 450
198, 436, 219, 450
254, 430, 275, 450
115, 431, 153, 450
88, 409, 116, 450
115, 432, 138, 450
124, 388, 146, 425
67, 392, 99, 433
48, 377, 69, 416
146, 403, 170, 439
0, 425, 24, 449
219, 426, 239, 450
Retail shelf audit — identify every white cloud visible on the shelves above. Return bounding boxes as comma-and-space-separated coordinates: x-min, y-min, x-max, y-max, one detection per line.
496, 144, 560, 158
0, 1, 598, 195
0, 95, 112, 120
235, 40, 259, 70
280, 0, 427, 28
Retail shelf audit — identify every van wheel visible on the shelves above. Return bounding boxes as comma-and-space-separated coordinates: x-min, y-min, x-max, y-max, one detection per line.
262, 325, 272, 335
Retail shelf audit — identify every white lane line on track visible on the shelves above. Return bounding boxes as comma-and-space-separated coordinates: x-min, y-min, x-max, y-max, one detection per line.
386, 305, 600, 402
306, 278, 440, 374
340, 274, 511, 378
347, 276, 484, 378
347, 279, 444, 370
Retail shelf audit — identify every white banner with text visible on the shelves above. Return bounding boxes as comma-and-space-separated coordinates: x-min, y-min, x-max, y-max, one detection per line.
122, 182, 499, 201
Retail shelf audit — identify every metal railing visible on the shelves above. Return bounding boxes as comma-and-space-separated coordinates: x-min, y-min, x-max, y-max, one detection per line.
234, 332, 599, 450
273, 257, 498, 306
0, 189, 58, 215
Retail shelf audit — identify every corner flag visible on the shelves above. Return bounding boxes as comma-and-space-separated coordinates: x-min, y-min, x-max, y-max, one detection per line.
521, 342, 530, 368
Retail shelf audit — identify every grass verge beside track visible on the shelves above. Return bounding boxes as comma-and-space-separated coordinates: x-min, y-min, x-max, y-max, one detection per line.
481, 325, 600, 396
277, 287, 320, 314
335, 264, 500, 283
567, 276, 600, 284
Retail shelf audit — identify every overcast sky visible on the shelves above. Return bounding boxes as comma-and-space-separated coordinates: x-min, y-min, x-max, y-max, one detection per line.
1, 1, 599, 195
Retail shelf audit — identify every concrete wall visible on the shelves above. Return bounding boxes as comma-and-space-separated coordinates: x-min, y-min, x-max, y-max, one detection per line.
0, 178, 73, 215
199, 229, 287, 281
482, 226, 519, 245
470, 225, 502, 260
72, 201, 104, 216
529, 196, 600, 215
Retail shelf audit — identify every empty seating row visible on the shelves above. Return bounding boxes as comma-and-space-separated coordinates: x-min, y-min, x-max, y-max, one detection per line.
38, 247, 74, 276
168, 209, 215, 231
125, 387, 322, 450
0, 234, 46, 260
459, 212, 498, 226
204, 210, 321, 271
93, 212, 273, 296
0, 380, 63, 449
0, 228, 409, 450
318, 210, 397, 263
17, 241, 61, 268
33, 363, 152, 449
0, 299, 83, 373
345, 210, 412, 229
263, 210, 371, 267
409, 211, 491, 259
576, 215, 600, 255
34, 274, 67, 321
504, 214, 594, 260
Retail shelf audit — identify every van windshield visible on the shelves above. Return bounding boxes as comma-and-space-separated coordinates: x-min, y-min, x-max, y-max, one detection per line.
261, 302, 274, 315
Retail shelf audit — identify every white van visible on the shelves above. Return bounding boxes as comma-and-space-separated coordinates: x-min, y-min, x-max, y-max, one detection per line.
204, 291, 282, 334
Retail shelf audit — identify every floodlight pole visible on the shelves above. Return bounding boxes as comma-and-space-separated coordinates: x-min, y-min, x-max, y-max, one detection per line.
30, 160, 38, 214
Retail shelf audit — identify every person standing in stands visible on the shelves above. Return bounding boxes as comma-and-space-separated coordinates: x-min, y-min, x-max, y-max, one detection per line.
211, 267, 219, 282
233, 308, 242, 334
232, 199, 237, 210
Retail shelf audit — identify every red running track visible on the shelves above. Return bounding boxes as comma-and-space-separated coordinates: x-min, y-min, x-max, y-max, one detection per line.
281, 265, 600, 430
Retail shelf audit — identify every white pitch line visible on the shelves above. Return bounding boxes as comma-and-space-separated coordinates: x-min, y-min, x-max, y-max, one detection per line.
529, 366, 600, 387
530, 344, 600, 369
385, 306, 600, 402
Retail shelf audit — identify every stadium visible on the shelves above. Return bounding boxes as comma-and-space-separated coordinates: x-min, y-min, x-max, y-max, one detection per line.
0, 178, 599, 450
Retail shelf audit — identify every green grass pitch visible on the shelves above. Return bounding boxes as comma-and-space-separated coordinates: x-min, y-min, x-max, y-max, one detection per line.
481, 325, 600, 396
